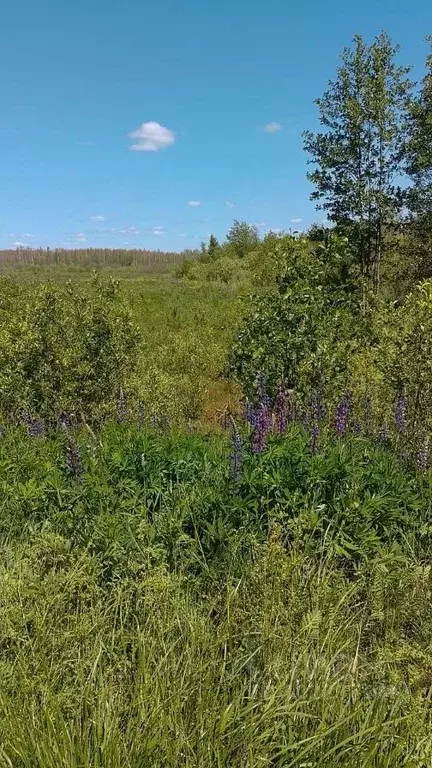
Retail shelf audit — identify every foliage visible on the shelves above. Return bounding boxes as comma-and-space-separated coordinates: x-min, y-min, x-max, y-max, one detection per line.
0, 422, 432, 764
304, 32, 413, 291
405, 39, 432, 277
0, 275, 140, 422
225, 220, 260, 259
228, 234, 366, 401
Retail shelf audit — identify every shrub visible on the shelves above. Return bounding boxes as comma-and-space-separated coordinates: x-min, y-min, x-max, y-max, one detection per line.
228, 234, 367, 401
0, 275, 140, 421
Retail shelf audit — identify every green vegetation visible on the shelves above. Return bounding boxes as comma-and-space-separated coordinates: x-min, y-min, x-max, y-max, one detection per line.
2, 30, 432, 766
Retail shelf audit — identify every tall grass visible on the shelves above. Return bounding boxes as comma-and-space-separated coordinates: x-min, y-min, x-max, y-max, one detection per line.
0, 425, 432, 765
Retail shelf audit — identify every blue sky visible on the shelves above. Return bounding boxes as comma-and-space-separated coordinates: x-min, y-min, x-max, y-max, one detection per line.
0, 0, 429, 251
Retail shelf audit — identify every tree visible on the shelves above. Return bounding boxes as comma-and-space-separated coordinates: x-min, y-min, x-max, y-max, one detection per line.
226, 220, 259, 258
303, 33, 413, 292
207, 234, 220, 259
405, 38, 432, 273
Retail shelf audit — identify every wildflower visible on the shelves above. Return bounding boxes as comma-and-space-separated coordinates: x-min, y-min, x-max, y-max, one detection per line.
252, 404, 270, 454
395, 394, 407, 433
244, 401, 259, 429
118, 389, 127, 423
378, 423, 389, 444
311, 389, 327, 421
150, 415, 159, 431
137, 403, 145, 430
257, 373, 272, 413
21, 409, 32, 427
66, 437, 83, 478
417, 441, 429, 471
59, 412, 71, 429
310, 422, 319, 455
0, 425, 5, 438
28, 418, 45, 438
229, 424, 243, 484
353, 421, 363, 435
334, 392, 351, 437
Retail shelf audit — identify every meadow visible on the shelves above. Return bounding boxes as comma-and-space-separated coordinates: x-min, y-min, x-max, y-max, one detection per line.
1, 29, 432, 767
1, 236, 432, 767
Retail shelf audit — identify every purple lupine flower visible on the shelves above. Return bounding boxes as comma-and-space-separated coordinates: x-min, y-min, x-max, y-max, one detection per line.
395, 394, 407, 434
162, 415, 170, 431
150, 414, 158, 430
417, 441, 429, 471
66, 437, 83, 478
21, 409, 32, 427
311, 390, 327, 422
229, 424, 243, 484
137, 403, 145, 430
59, 412, 71, 429
353, 422, 363, 435
28, 418, 45, 438
334, 392, 351, 437
0, 425, 5, 438
275, 383, 289, 435
118, 389, 127, 423
257, 373, 272, 413
244, 401, 259, 429
252, 404, 270, 454
310, 422, 319, 455
378, 423, 389, 444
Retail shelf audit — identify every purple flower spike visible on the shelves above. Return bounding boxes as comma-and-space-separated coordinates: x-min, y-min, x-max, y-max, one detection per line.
118, 389, 127, 423
28, 418, 45, 438
395, 394, 407, 433
257, 373, 272, 411
310, 422, 319, 455
417, 441, 429, 471
334, 392, 351, 437
378, 423, 389, 444
66, 437, 83, 478
252, 404, 270, 454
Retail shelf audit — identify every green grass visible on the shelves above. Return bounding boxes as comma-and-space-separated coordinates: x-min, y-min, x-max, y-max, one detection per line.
0, 424, 432, 765
0, 265, 243, 425
1, 264, 432, 766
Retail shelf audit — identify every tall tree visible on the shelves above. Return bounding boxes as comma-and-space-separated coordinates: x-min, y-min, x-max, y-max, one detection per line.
405, 38, 432, 272
303, 32, 413, 291
226, 220, 259, 258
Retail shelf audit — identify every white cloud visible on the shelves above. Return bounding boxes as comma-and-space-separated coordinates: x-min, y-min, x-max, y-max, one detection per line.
111, 226, 140, 235
76, 233, 87, 242
263, 121, 283, 133
188, 201, 201, 207
153, 227, 164, 236
129, 121, 175, 152
225, 201, 235, 208
13, 241, 27, 247
290, 218, 302, 224
90, 215, 106, 222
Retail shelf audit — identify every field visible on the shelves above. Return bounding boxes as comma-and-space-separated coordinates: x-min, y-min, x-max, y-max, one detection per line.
1, 248, 432, 768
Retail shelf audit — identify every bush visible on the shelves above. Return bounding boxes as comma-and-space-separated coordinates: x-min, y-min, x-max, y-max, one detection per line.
0, 275, 140, 421
228, 234, 366, 401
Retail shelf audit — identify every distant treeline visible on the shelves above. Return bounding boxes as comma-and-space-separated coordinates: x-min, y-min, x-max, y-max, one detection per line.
0, 247, 199, 269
